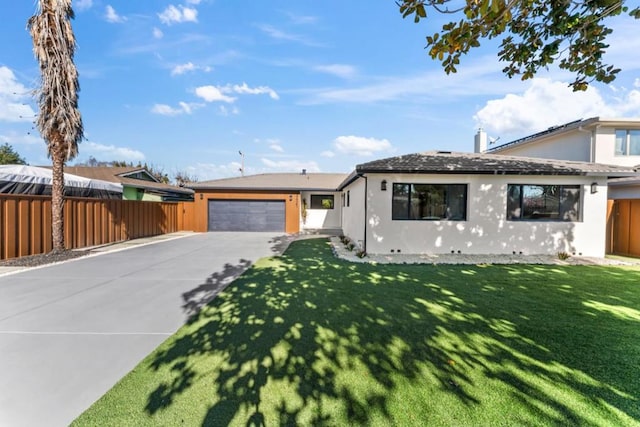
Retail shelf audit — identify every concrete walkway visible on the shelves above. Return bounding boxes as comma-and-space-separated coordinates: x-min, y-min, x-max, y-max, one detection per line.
0, 232, 294, 427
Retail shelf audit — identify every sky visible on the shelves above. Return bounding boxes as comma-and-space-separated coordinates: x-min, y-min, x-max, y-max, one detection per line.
1, 1, 640, 182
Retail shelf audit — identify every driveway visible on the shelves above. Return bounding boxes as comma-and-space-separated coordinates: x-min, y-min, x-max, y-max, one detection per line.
0, 232, 291, 427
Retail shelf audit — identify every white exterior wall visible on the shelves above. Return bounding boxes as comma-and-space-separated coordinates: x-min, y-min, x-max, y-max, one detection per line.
363, 174, 609, 257
341, 178, 366, 248
300, 191, 342, 229
592, 127, 640, 166
496, 131, 591, 161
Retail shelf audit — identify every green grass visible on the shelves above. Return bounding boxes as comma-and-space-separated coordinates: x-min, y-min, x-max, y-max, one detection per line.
73, 239, 640, 426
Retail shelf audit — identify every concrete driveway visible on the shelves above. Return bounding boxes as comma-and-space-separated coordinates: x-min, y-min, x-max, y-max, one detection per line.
0, 232, 291, 427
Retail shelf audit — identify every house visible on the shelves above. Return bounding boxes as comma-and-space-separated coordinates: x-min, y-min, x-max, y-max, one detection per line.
188, 172, 348, 233
338, 151, 635, 257
478, 117, 640, 257
63, 166, 194, 202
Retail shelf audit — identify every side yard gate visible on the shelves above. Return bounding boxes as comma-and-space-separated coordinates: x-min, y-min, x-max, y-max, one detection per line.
607, 199, 640, 258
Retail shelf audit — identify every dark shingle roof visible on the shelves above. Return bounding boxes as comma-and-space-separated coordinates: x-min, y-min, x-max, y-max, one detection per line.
355, 151, 638, 176
190, 173, 349, 191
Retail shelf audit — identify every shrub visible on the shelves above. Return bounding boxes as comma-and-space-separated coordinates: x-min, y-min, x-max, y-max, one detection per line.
557, 251, 570, 260
356, 249, 367, 258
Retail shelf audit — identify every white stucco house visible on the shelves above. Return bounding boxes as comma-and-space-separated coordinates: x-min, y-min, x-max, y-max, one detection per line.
338, 151, 636, 257
477, 117, 640, 257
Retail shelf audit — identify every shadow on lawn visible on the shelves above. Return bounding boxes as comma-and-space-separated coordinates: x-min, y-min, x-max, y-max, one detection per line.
146, 239, 640, 425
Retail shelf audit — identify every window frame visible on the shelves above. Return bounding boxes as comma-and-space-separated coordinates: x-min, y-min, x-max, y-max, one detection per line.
391, 183, 468, 221
506, 184, 582, 222
310, 194, 335, 210
614, 129, 640, 156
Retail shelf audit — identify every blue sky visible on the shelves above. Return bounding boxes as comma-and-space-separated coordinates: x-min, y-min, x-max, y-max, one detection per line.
1, 1, 640, 181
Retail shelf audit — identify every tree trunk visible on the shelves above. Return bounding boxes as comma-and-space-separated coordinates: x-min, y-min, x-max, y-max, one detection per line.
51, 149, 65, 253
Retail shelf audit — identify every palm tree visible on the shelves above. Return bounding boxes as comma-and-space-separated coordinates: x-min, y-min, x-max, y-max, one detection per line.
28, 0, 84, 252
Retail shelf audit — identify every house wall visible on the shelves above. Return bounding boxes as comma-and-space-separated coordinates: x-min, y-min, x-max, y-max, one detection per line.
341, 177, 366, 248
495, 130, 591, 161
592, 126, 640, 166
300, 191, 342, 229
348, 173, 608, 257
191, 189, 301, 233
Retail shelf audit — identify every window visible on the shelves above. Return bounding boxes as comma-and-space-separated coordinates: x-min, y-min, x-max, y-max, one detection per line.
615, 129, 640, 156
392, 183, 467, 220
310, 194, 334, 209
507, 184, 580, 221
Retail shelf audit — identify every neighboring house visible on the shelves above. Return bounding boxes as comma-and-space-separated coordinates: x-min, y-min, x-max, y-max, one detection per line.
188, 172, 348, 233
338, 151, 635, 257
63, 166, 194, 202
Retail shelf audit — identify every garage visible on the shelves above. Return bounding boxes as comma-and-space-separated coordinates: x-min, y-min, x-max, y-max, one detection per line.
208, 199, 285, 232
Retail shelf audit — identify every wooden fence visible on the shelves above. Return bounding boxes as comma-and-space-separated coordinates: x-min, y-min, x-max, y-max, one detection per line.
608, 199, 640, 258
0, 194, 194, 261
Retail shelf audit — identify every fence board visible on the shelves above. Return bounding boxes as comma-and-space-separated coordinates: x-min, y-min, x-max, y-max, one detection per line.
0, 194, 194, 261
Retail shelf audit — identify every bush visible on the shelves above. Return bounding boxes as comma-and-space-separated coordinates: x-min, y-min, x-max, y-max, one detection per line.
356, 249, 367, 258
557, 251, 570, 260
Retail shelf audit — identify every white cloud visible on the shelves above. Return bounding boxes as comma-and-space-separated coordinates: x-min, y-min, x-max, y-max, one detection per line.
0, 66, 36, 123
333, 135, 393, 157
185, 0, 202, 4
151, 102, 200, 116
195, 86, 236, 103
269, 144, 284, 153
314, 64, 357, 79
286, 13, 318, 25
152, 27, 164, 39
0, 131, 42, 146
261, 158, 321, 173
192, 161, 244, 180
83, 141, 145, 161
320, 150, 335, 158
218, 105, 240, 116
171, 62, 195, 76
158, 5, 198, 25
474, 78, 640, 136
75, 0, 93, 11
224, 83, 279, 100
104, 5, 126, 23
170, 62, 211, 76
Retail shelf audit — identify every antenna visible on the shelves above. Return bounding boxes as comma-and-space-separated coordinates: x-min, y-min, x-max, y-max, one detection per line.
238, 150, 244, 176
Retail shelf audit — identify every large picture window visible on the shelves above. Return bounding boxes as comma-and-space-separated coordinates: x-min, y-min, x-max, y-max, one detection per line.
615, 129, 640, 156
507, 184, 581, 221
310, 194, 334, 209
392, 183, 467, 220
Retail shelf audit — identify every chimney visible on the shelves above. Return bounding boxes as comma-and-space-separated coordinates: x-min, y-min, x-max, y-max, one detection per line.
301, 169, 307, 175
474, 128, 488, 153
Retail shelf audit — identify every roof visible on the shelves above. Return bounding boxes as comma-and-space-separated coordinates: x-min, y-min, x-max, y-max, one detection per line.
62, 166, 193, 195
352, 151, 638, 177
487, 117, 640, 153
0, 165, 122, 194
190, 173, 349, 191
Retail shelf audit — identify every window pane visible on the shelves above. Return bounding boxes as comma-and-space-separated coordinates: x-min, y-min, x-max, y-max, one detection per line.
447, 185, 467, 220
392, 184, 409, 219
310, 195, 334, 209
560, 186, 580, 221
615, 130, 627, 155
412, 184, 446, 219
629, 130, 640, 155
507, 185, 521, 220
522, 185, 560, 219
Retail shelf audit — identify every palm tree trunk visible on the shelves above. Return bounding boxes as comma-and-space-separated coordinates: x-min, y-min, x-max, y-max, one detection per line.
51, 146, 65, 252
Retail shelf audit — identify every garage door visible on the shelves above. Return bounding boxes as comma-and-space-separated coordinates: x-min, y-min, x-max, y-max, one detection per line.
208, 200, 285, 232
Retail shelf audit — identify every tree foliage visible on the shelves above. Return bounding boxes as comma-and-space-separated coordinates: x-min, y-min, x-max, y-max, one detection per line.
0, 143, 28, 165
398, 0, 640, 90
28, 0, 84, 252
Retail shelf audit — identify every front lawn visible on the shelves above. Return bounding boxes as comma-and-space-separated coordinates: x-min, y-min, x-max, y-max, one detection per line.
73, 239, 640, 426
